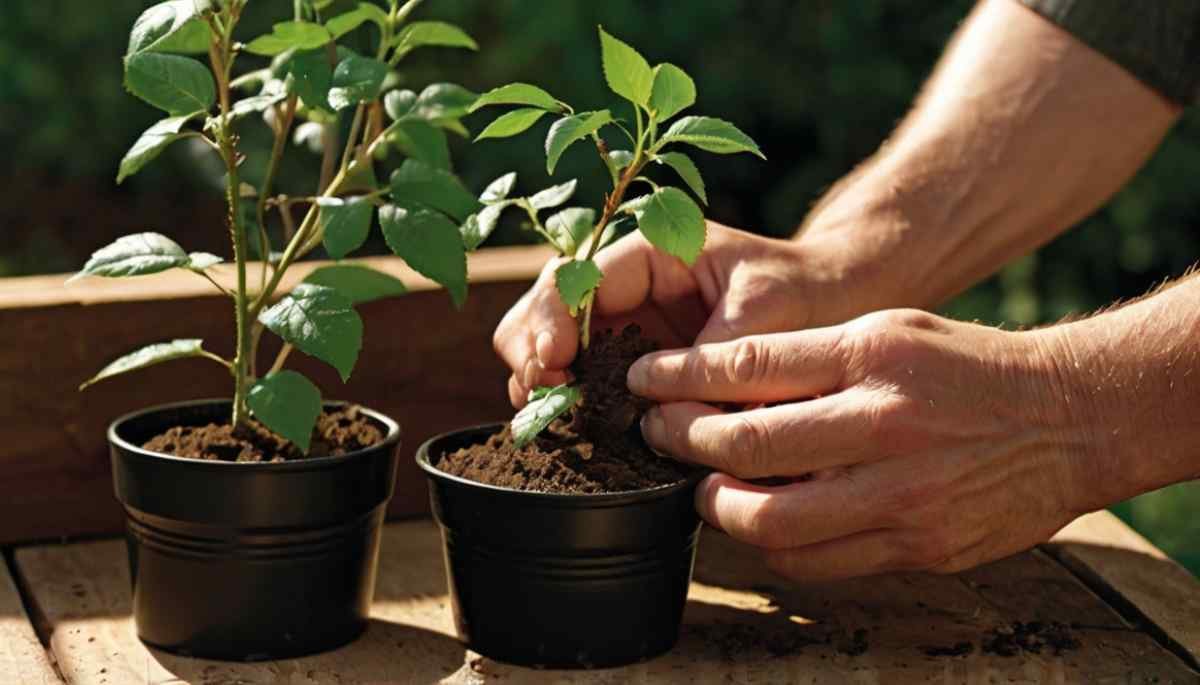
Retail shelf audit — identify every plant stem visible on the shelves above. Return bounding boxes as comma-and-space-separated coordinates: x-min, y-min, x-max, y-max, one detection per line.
256, 96, 299, 287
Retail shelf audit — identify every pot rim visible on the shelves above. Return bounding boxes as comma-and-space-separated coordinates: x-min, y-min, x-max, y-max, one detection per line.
108, 397, 401, 472
416, 423, 705, 504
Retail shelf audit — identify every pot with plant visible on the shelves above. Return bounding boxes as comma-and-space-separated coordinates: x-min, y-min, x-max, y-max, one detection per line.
75, 0, 489, 660
416, 28, 765, 668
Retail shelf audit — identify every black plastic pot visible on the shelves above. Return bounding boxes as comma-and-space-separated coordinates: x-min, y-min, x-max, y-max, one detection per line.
417, 424, 703, 668
108, 399, 401, 661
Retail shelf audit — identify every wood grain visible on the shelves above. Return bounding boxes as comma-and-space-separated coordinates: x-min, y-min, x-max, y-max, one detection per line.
0, 560, 60, 683
13, 520, 1198, 684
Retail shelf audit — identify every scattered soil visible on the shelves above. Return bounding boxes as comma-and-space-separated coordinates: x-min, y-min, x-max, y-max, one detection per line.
437, 326, 696, 493
920, 641, 975, 657
682, 623, 825, 662
143, 405, 383, 462
980, 621, 1081, 657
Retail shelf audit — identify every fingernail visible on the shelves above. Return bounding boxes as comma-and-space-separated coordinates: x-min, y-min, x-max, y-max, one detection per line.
627, 356, 651, 394
535, 330, 554, 367
641, 406, 665, 448
522, 357, 541, 389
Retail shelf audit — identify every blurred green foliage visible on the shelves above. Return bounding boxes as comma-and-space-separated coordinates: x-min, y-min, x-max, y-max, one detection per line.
0, 0, 1196, 573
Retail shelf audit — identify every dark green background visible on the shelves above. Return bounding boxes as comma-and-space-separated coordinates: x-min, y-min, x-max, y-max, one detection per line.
1, 1, 1196, 572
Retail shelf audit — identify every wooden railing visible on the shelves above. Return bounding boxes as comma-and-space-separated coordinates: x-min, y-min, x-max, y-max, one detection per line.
0, 246, 551, 544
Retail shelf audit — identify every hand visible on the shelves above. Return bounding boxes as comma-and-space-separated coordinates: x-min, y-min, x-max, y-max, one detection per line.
628, 309, 1092, 581
494, 221, 852, 407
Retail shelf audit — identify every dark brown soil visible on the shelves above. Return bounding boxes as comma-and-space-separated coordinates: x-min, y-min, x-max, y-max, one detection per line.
980, 621, 1081, 657
920, 641, 975, 657
437, 326, 696, 493
143, 405, 383, 462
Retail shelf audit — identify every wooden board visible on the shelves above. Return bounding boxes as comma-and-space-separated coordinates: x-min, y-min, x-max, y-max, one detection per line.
0, 247, 550, 544
14, 519, 1198, 684
0, 559, 60, 683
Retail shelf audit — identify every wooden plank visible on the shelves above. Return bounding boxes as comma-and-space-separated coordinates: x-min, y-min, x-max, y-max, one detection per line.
0, 247, 551, 544
15, 522, 1197, 684
1046, 510, 1200, 669
0, 558, 60, 683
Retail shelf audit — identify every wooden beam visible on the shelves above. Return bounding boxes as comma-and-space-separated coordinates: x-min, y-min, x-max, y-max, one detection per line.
0, 247, 551, 544
0, 562, 59, 683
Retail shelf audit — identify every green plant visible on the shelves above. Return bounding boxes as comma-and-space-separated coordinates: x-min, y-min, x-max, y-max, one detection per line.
469, 27, 764, 446
72, 0, 485, 451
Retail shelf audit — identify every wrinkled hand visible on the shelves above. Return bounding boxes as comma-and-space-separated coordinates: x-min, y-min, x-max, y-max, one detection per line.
629, 309, 1090, 581
494, 222, 847, 406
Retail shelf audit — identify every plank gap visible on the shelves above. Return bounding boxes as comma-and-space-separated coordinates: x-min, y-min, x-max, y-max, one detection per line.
2, 548, 64, 683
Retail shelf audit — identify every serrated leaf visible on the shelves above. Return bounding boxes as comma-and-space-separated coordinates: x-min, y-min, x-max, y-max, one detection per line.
634, 187, 706, 265
545, 207, 596, 257
379, 204, 468, 307
655, 152, 707, 204
389, 160, 480, 221
658, 116, 765, 158
459, 202, 509, 250
393, 21, 478, 57
480, 172, 517, 202
326, 2, 389, 39
649, 63, 696, 121
80, 339, 210, 390
247, 371, 322, 452
245, 21, 332, 56
545, 110, 612, 174
285, 49, 333, 112
475, 108, 546, 141
387, 119, 451, 170
304, 264, 407, 304
555, 260, 603, 314
328, 54, 388, 110
529, 179, 578, 210
317, 196, 374, 259
116, 111, 203, 184
512, 383, 581, 447
469, 82, 562, 113
124, 52, 216, 116
71, 233, 189, 281
598, 27, 654, 107
127, 0, 214, 56
258, 283, 363, 381
187, 252, 222, 270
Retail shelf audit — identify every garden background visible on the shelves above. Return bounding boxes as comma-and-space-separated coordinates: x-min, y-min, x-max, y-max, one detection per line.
2, 0, 1196, 573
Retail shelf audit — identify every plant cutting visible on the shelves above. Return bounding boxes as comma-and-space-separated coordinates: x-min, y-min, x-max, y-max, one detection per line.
417, 27, 764, 667
76, 0, 485, 660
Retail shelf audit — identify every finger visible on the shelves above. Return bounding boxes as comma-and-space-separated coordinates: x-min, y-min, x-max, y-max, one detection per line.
508, 374, 526, 408
628, 328, 850, 404
493, 258, 578, 378
762, 530, 908, 582
694, 289, 802, 346
507, 370, 572, 409
694, 472, 880, 550
593, 233, 709, 342
641, 392, 886, 478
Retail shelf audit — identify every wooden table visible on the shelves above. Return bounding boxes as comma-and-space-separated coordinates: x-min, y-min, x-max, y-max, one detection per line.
4, 512, 1198, 684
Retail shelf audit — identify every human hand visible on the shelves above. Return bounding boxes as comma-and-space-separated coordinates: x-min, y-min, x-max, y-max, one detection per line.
628, 309, 1093, 581
494, 222, 852, 407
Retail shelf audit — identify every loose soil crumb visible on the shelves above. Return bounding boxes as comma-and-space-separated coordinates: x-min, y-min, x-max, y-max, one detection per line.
682, 623, 825, 662
980, 621, 1081, 657
437, 326, 696, 493
143, 405, 382, 462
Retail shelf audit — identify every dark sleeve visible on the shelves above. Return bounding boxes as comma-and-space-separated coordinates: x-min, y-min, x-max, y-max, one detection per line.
1018, 0, 1200, 105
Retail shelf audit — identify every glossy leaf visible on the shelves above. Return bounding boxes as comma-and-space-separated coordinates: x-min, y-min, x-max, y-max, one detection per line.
512, 383, 581, 448
328, 54, 388, 110
475, 107, 546, 141
598, 27, 654, 107
303, 264, 407, 304
116, 111, 203, 184
285, 49, 333, 112
469, 82, 561, 113
247, 371, 322, 452
245, 21, 332, 56
529, 179, 577, 210
545, 207, 596, 257
479, 172, 517, 202
71, 233, 189, 281
459, 203, 508, 251
608, 149, 634, 171
410, 83, 476, 121
649, 63, 696, 121
383, 89, 417, 120
326, 3, 389, 39
186, 252, 222, 270
393, 21, 478, 57
127, 0, 214, 56
317, 196, 374, 259
634, 187, 706, 265
658, 116, 765, 158
555, 259, 603, 314
544, 110, 612, 174
123, 52, 216, 116
655, 152, 707, 204
379, 204, 468, 307
386, 119, 451, 170
80, 339, 211, 390
258, 283, 363, 381
389, 160, 480, 221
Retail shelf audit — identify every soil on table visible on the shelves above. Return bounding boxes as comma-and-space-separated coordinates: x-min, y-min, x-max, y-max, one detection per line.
143, 405, 383, 462
437, 325, 697, 493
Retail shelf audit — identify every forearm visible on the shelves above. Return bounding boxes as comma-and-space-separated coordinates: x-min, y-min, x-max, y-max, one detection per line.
797, 0, 1180, 320
1034, 273, 1200, 511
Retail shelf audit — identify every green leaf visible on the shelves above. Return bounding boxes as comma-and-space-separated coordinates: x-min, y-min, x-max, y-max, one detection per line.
459, 203, 509, 250
230, 92, 286, 119
328, 54, 388, 110
608, 149, 634, 171
655, 152, 707, 204
598, 27, 654, 107
393, 21, 478, 57
410, 83, 476, 121
245, 21, 332, 56
80, 339, 211, 390
326, 2, 389, 39
379, 205, 468, 307
186, 252, 222, 270
649, 63, 696, 121
123, 52, 216, 116
258, 283, 363, 382
317, 197, 374, 259
555, 260, 603, 314
527, 386, 555, 402
475, 108, 546, 141
389, 160, 481, 221
545, 110, 612, 174
116, 111, 203, 184
386, 119, 451, 170
304, 264, 407, 304
127, 0, 214, 56
658, 116, 765, 158
285, 49, 333, 112
512, 383, 581, 448
480, 172, 517, 202
469, 83, 562, 113
247, 371, 322, 453
383, 89, 417, 120
71, 233, 190, 281
545, 207, 596, 257
529, 179, 577, 210
634, 187, 706, 265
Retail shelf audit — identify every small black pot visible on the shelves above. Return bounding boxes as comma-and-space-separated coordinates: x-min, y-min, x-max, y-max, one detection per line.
417, 424, 703, 668
109, 399, 401, 661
